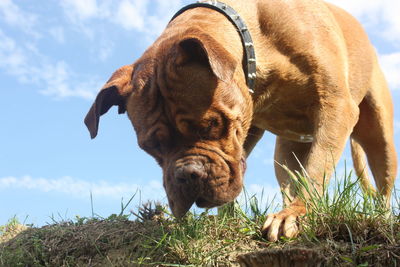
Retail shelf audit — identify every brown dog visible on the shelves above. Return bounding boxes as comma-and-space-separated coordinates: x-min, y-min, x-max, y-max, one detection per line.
85, 0, 397, 241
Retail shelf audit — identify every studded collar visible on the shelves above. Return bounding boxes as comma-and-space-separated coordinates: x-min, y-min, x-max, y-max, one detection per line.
170, 0, 257, 94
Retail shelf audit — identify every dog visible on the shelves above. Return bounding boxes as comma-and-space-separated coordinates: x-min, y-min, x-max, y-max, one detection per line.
85, 0, 397, 241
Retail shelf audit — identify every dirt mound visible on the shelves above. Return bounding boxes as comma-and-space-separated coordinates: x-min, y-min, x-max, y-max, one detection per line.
2, 214, 399, 266
1, 218, 164, 266
0, 213, 265, 266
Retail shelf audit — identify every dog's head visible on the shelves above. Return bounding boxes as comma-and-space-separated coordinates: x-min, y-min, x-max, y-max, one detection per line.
85, 30, 253, 217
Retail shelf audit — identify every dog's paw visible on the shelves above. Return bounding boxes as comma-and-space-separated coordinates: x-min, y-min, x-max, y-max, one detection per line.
261, 207, 304, 242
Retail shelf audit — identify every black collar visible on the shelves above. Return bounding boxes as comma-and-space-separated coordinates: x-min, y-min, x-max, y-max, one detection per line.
170, 0, 256, 94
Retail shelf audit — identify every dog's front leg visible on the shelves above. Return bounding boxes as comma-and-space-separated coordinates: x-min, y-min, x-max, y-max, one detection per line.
262, 98, 360, 241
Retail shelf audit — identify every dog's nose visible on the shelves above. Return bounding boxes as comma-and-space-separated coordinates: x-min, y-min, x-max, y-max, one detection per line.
175, 164, 206, 184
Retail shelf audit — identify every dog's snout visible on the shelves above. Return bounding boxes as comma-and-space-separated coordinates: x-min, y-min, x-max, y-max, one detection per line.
175, 164, 206, 184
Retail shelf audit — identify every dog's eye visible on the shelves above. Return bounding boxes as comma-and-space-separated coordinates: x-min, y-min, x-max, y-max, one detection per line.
209, 118, 219, 128
141, 139, 165, 165
198, 117, 222, 139
141, 125, 171, 153
142, 139, 161, 153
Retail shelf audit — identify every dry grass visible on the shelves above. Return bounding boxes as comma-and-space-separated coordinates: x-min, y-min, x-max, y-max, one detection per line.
0, 217, 27, 243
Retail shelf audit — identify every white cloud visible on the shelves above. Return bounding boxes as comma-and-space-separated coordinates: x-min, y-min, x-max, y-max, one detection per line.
38, 61, 102, 99
0, 29, 101, 99
0, 29, 29, 76
327, 0, 381, 22
379, 52, 400, 90
377, 1, 400, 42
0, 174, 282, 214
0, 175, 165, 199
145, 0, 184, 35
60, 0, 183, 38
0, 1, 102, 99
61, 0, 99, 21
326, 1, 400, 90
49, 26, 65, 43
0, 0, 38, 36
327, 0, 400, 43
57, 0, 185, 61
115, 0, 146, 31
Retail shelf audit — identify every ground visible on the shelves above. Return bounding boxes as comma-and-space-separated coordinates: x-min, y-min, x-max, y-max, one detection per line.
1, 175, 400, 266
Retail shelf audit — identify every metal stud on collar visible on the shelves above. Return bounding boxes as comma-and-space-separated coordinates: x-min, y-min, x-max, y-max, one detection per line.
170, 1, 257, 94
197, 0, 217, 4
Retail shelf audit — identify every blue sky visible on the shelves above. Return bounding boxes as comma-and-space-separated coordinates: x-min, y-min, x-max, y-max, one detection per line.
1, 0, 400, 226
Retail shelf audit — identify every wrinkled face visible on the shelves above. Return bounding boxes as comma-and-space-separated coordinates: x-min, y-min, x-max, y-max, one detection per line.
126, 41, 252, 217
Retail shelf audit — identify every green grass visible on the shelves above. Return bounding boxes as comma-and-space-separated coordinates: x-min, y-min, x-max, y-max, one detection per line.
281, 165, 400, 265
1, 169, 399, 266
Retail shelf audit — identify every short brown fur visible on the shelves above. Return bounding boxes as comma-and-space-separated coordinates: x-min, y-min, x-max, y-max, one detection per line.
85, 0, 397, 241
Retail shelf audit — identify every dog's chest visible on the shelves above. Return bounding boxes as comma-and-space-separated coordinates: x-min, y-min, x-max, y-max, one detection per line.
252, 100, 315, 143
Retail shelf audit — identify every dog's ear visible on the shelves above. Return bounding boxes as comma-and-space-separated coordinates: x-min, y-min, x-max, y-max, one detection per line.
84, 65, 134, 139
177, 35, 237, 83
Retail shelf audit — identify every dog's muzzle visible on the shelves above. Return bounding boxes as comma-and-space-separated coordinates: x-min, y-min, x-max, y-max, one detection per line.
166, 153, 246, 218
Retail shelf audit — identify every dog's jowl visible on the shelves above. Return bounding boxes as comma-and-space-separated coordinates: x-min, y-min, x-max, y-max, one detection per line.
85, 0, 397, 242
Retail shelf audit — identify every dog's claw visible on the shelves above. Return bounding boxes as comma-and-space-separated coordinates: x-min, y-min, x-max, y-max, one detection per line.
261, 209, 302, 242
268, 216, 283, 241
283, 214, 298, 238
262, 215, 274, 230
